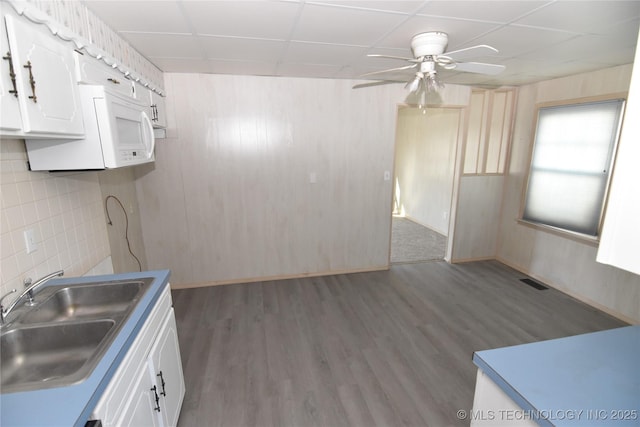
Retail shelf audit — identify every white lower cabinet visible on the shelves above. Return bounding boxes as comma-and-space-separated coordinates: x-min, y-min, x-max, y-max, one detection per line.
115, 365, 163, 427
91, 284, 185, 427
148, 312, 185, 426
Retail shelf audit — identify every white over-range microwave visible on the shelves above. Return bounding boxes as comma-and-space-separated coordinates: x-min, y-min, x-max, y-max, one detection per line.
25, 84, 155, 170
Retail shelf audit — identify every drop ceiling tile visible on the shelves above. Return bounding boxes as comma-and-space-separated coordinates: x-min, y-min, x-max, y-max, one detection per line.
208, 59, 278, 76
292, 3, 408, 45
82, 0, 638, 86
83, 1, 191, 33
441, 73, 500, 86
468, 25, 579, 58
182, 1, 301, 39
120, 33, 204, 58
494, 57, 609, 82
595, 17, 640, 47
307, 1, 425, 14
377, 15, 502, 51
513, 1, 640, 34
520, 34, 634, 65
416, 1, 549, 24
276, 62, 345, 78
150, 58, 211, 73
284, 42, 368, 65
200, 37, 286, 62
538, 60, 613, 78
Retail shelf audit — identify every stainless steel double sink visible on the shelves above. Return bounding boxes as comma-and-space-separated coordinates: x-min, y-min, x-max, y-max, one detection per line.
0, 278, 153, 393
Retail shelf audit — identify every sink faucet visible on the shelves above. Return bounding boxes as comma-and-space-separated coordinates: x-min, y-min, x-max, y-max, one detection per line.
0, 270, 64, 325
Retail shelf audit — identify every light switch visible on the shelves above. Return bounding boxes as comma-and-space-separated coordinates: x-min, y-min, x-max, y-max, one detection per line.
309, 172, 317, 184
23, 229, 37, 254
384, 171, 391, 181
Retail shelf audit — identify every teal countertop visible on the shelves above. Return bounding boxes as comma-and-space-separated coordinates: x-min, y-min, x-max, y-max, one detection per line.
0, 269, 171, 427
473, 325, 640, 427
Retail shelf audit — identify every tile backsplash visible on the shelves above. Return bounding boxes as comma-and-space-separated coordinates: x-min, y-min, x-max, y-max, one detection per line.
0, 139, 110, 299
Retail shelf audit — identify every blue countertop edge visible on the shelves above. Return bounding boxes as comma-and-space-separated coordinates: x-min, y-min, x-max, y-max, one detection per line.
472, 325, 640, 427
0, 269, 171, 427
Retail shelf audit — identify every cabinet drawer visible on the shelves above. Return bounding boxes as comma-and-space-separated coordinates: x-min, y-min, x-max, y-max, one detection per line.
74, 52, 135, 98
91, 283, 172, 425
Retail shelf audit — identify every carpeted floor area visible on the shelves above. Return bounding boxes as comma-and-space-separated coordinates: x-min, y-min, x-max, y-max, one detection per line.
391, 216, 446, 263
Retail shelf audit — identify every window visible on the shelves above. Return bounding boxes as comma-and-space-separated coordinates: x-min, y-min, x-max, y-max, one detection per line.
522, 98, 625, 237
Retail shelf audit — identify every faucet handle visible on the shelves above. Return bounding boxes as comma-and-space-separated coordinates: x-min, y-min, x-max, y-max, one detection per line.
0, 289, 17, 311
0, 289, 17, 325
23, 277, 36, 306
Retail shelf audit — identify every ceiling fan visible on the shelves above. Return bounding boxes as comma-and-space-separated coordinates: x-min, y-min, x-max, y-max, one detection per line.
354, 32, 505, 92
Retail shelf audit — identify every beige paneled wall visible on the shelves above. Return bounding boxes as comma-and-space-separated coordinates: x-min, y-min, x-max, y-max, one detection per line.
394, 107, 462, 235
450, 175, 504, 261
97, 168, 147, 274
135, 73, 411, 286
497, 64, 640, 323
0, 139, 111, 299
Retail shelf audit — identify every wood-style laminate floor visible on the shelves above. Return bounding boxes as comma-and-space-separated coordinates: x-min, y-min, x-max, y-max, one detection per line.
172, 260, 626, 427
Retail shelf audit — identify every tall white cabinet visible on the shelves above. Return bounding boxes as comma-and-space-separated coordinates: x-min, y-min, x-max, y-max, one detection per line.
597, 27, 640, 276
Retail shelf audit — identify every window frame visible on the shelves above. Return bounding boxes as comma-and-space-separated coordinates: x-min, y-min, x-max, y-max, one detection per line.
519, 94, 627, 243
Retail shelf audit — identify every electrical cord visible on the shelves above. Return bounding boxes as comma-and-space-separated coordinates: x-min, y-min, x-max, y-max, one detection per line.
105, 195, 142, 272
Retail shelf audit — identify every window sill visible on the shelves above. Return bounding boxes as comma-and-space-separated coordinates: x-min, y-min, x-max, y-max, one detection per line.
516, 219, 600, 247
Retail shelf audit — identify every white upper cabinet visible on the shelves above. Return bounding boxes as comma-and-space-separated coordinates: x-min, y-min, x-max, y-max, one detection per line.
0, 15, 21, 131
1, 14, 84, 138
137, 83, 167, 129
74, 51, 136, 99
150, 90, 167, 129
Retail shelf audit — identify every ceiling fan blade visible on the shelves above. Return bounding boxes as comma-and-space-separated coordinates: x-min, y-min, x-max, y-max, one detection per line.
352, 80, 406, 89
451, 61, 505, 75
367, 54, 420, 62
445, 44, 499, 61
358, 63, 417, 77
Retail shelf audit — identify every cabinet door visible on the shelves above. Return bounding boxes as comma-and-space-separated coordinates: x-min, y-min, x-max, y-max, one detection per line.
115, 360, 163, 427
150, 91, 167, 128
4, 15, 83, 136
0, 17, 21, 131
149, 309, 185, 427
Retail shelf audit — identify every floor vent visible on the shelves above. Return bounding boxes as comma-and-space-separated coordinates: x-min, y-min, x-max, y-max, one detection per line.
520, 278, 548, 290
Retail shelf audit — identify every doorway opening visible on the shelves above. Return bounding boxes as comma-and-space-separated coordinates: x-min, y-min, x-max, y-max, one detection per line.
390, 105, 461, 264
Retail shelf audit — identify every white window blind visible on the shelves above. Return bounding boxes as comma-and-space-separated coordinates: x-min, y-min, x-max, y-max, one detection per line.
522, 99, 625, 236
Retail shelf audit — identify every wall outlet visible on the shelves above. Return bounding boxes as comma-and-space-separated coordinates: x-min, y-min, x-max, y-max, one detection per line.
23, 229, 37, 254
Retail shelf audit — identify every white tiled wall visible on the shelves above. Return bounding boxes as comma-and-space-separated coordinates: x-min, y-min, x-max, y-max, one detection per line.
0, 139, 111, 301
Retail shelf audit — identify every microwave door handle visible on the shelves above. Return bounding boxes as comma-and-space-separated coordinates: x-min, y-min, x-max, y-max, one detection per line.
141, 110, 156, 159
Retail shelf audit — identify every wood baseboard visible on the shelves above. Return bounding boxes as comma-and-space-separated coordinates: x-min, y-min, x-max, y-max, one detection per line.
496, 256, 638, 325
170, 265, 390, 290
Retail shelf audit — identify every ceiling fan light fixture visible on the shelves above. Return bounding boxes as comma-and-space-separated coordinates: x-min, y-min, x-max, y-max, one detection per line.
356, 31, 503, 93
405, 74, 422, 92
425, 72, 444, 92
